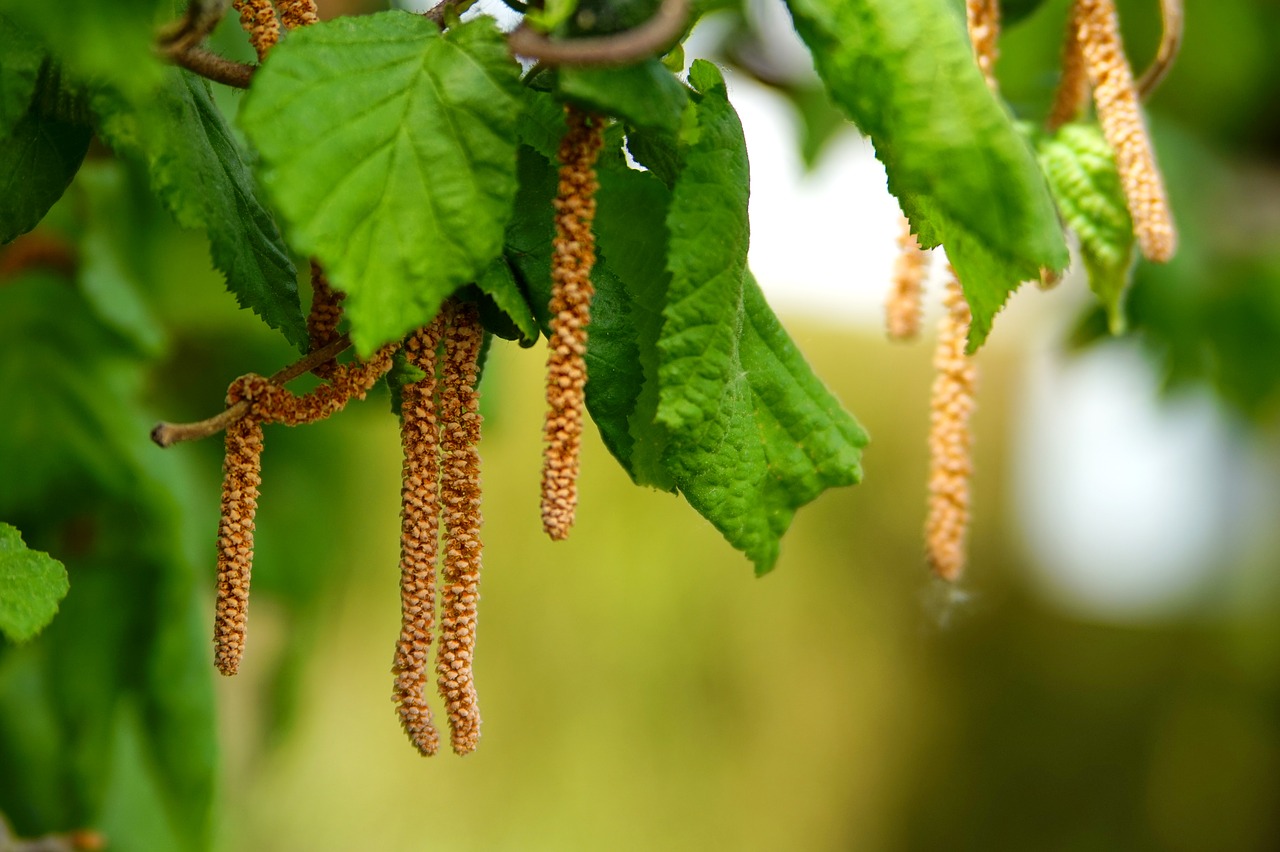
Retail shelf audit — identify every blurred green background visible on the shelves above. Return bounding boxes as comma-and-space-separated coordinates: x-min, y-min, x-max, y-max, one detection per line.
5, 0, 1280, 849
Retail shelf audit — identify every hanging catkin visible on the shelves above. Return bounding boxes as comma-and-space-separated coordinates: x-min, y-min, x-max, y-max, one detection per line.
925, 274, 978, 582
1046, 2, 1091, 132
231, 0, 279, 61
392, 315, 448, 757
436, 303, 486, 754
541, 106, 605, 541
276, 0, 319, 30
214, 379, 266, 675
966, 0, 1001, 90
886, 214, 928, 341
306, 262, 345, 380
1074, 0, 1176, 262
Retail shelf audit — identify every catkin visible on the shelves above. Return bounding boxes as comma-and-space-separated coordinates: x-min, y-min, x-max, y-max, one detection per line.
886, 215, 928, 341
541, 106, 605, 541
1047, 3, 1091, 132
392, 315, 448, 758
276, 0, 319, 30
214, 378, 266, 676
925, 273, 978, 582
306, 262, 345, 380
231, 0, 279, 61
437, 303, 486, 754
1075, 0, 1176, 262
966, 0, 1001, 91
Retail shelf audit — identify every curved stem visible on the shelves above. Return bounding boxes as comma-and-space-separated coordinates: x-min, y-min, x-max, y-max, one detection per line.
1136, 0, 1182, 100
507, 0, 688, 66
151, 334, 353, 447
165, 44, 256, 89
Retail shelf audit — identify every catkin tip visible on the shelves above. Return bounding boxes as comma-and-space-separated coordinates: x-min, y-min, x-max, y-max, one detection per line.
886, 215, 928, 341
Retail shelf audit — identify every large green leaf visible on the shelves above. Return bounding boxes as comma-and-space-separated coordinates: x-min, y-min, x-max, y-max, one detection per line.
0, 524, 68, 644
0, 105, 90, 244
556, 60, 689, 132
94, 69, 307, 348
784, 0, 1068, 349
240, 12, 523, 354
659, 62, 866, 573
1038, 123, 1136, 334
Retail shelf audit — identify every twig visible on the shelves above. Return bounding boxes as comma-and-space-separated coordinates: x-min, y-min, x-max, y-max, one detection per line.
1136, 0, 1182, 100
151, 334, 353, 447
165, 44, 256, 89
507, 0, 689, 66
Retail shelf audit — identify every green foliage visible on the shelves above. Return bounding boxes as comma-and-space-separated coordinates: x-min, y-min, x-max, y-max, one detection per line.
784, 0, 1068, 349
1038, 122, 1136, 334
240, 12, 523, 354
0, 524, 68, 644
95, 70, 307, 348
556, 60, 689, 133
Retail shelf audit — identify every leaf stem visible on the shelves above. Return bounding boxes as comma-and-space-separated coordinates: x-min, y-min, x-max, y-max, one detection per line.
508, 0, 688, 66
150, 334, 353, 448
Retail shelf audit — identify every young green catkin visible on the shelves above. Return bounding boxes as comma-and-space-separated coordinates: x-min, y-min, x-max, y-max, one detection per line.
275, 0, 319, 30
886, 214, 928, 341
1075, 0, 1177, 262
214, 379, 266, 676
925, 274, 978, 582
231, 0, 279, 61
541, 106, 605, 541
392, 315, 448, 758
437, 303, 486, 754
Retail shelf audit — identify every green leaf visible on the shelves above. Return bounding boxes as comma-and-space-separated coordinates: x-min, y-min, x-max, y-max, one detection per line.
0, 523, 68, 643
784, 0, 1068, 349
1038, 123, 1137, 334
0, 16, 45, 129
0, 104, 90, 244
94, 69, 307, 348
475, 257, 540, 345
658, 61, 866, 573
556, 60, 689, 132
0, 0, 167, 105
240, 12, 523, 354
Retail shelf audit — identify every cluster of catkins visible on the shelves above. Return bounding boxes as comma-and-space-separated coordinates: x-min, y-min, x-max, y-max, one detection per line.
885, 0, 1176, 582
210, 1, 608, 760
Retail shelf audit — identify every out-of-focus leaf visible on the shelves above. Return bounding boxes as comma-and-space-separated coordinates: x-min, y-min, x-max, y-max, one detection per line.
557, 60, 688, 132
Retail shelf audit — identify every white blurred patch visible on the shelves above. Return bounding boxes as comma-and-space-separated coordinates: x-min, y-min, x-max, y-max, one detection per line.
1013, 341, 1272, 620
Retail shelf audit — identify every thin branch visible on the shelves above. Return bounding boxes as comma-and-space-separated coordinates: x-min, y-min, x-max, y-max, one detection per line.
165, 44, 256, 89
151, 334, 353, 448
1136, 0, 1182, 100
507, 0, 689, 67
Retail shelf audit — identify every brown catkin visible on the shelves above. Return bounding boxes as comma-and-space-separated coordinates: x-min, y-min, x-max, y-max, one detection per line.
541, 107, 605, 541
214, 379, 266, 676
436, 303, 486, 754
306, 262, 345, 380
1075, 0, 1177, 262
886, 214, 928, 341
925, 273, 978, 582
392, 315, 449, 757
231, 0, 279, 61
275, 0, 319, 30
966, 0, 1001, 91
1046, 3, 1091, 132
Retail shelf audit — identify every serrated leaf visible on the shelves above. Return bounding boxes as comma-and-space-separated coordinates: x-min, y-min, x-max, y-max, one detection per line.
94, 70, 306, 347
0, 523, 69, 643
784, 0, 1068, 349
556, 59, 689, 132
240, 12, 523, 354
1039, 123, 1136, 334
475, 257, 539, 345
659, 61, 866, 573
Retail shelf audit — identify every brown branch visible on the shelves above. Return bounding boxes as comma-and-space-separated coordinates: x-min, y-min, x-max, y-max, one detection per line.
150, 334, 353, 448
164, 44, 256, 89
1136, 0, 1183, 100
507, 0, 689, 67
